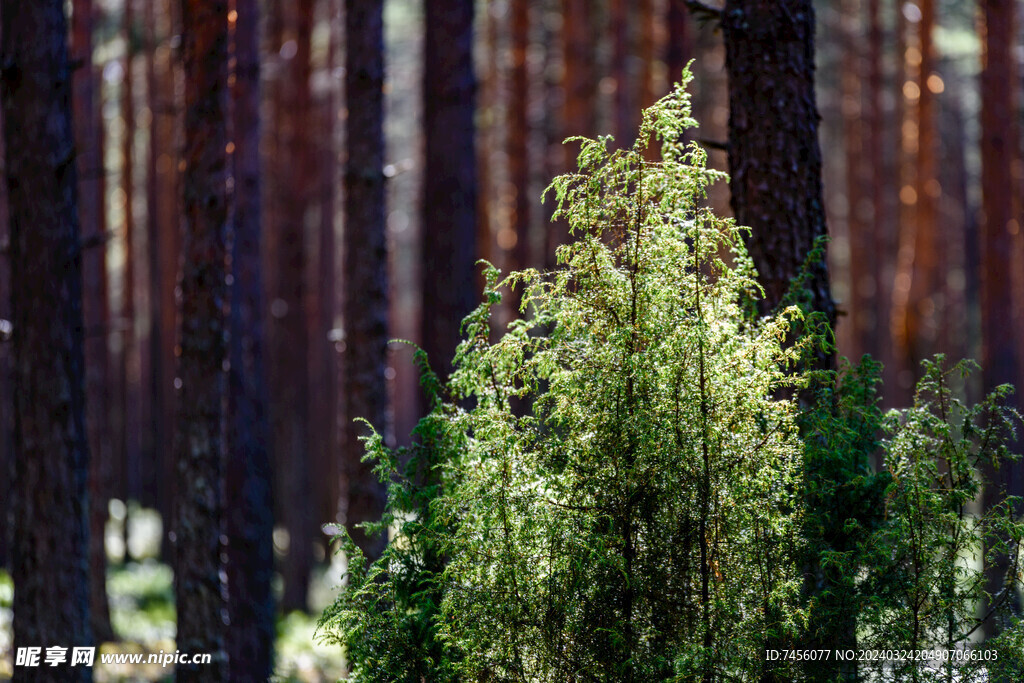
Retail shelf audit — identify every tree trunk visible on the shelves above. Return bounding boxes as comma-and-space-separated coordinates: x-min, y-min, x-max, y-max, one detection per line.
0, 72, 8, 574
841, 0, 871, 362
276, 0, 315, 612
507, 0, 531, 288
312, 0, 340, 550
174, 0, 230, 677
666, 0, 693, 87
979, 0, 1023, 635
422, 0, 477, 378
151, 0, 180, 562
224, 0, 275, 677
342, 0, 389, 559
73, 0, 115, 644
2, 0, 94, 677
905, 0, 939, 375
119, 0, 142, 514
722, 0, 835, 344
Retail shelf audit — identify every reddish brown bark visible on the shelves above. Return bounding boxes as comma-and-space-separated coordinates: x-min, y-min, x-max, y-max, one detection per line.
174, 0, 230, 677
3, 0, 93, 673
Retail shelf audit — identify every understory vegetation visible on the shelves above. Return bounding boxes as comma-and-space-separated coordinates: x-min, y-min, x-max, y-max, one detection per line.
317, 73, 1024, 682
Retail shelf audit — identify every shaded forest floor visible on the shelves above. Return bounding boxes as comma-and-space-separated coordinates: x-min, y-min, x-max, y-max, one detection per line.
0, 506, 347, 682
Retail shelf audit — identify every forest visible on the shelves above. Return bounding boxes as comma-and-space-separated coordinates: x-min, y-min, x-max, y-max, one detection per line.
0, 0, 1022, 681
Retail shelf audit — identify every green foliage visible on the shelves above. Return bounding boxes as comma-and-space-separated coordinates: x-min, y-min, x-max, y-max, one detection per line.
858, 358, 1024, 681
797, 357, 891, 676
317, 350, 460, 682
320, 69, 812, 681
317, 70, 1024, 682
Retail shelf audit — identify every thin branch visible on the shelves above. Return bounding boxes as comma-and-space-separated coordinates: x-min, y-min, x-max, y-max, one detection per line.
697, 137, 729, 152
680, 0, 723, 22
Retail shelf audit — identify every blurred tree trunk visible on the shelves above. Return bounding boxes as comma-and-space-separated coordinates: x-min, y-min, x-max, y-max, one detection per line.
477, 1, 498, 295
890, 0, 939, 399
888, 0, 914, 402
721, 0, 836, 341
73, 0, 114, 644
665, 0, 692, 86
0, 87, 8, 573
119, 0, 142, 514
225, 0, 276, 676
841, 0, 871, 361
276, 0, 315, 612
548, 0, 596, 264
311, 0, 340, 550
2, 0, 94, 673
342, 0, 389, 558
979, 0, 1023, 634
611, 0, 632, 147
156, 0, 181, 563
906, 0, 939, 374
263, 0, 284, 544
174, 0, 230, 677
145, 0, 175, 561
508, 0, 531, 285
865, 0, 897, 398
421, 1, 477, 378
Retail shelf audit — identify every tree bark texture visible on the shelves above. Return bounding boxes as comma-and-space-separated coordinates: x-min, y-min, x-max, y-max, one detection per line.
721, 0, 836, 347
343, 0, 389, 559
225, 0, 275, 677
2, 0, 94, 677
174, 0, 230, 678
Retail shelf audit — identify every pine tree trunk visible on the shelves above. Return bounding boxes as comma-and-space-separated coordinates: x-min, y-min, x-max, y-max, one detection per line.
119, 0, 142, 512
73, 0, 115, 645
276, 0, 314, 612
312, 0, 340, 548
905, 0, 939, 373
507, 0, 531, 284
842, 0, 871, 361
174, 0, 230, 677
152, 0, 180, 562
422, 0, 477, 378
2, 1, 94, 677
979, 0, 1023, 634
721, 0, 836, 341
224, 0, 276, 676
0, 79, 8, 573
342, 0, 389, 558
